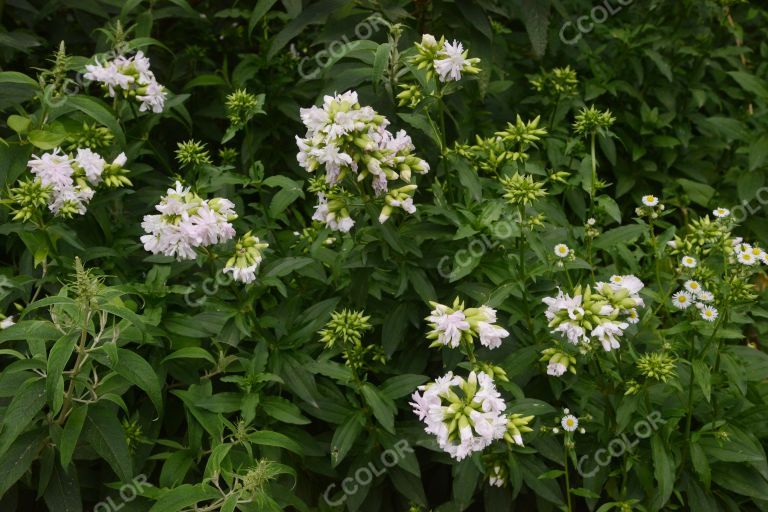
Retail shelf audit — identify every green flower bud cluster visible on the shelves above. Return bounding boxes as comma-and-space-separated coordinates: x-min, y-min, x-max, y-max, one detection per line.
396, 83, 423, 109
573, 105, 615, 137
500, 172, 548, 206
67, 122, 114, 150
225, 89, 265, 127
175, 139, 212, 168
530, 66, 579, 96
636, 352, 677, 382
319, 309, 372, 349
6, 178, 51, 222
319, 309, 384, 373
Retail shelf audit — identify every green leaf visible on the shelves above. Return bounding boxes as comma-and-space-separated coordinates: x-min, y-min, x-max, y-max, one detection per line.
361, 383, 396, 434
398, 112, 441, 148
690, 440, 710, 487
0, 71, 38, 87
161, 347, 216, 365
380, 374, 428, 400
27, 129, 68, 150
110, 349, 163, 413
650, 434, 674, 509
371, 43, 391, 89
46, 333, 79, 415
261, 396, 311, 425
692, 359, 711, 402
83, 405, 133, 482
7, 115, 30, 134
330, 412, 364, 466
0, 429, 46, 497
247, 430, 303, 455
728, 71, 768, 99
597, 195, 621, 224
0, 378, 46, 457
43, 461, 82, 512
711, 463, 768, 500
248, 0, 279, 36
148, 484, 220, 512
593, 224, 647, 250
519, 0, 550, 57
60, 405, 88, 469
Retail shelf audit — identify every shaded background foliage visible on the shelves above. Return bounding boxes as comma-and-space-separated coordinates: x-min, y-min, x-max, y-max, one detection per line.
1, 0, 768, 510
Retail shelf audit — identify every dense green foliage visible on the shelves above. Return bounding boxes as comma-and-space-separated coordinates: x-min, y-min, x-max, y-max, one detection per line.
2, 0, 768, 510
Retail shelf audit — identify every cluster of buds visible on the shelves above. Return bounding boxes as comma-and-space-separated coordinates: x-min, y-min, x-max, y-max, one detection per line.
409, 34, 481, 83
573, 105, 615, 137
395, 83, 423, 109
223, 232, 269, 284
84, 50, 167, 113
225, 89, 264, 127
636, 352, 677, 382
410, 371, 509, 461
426, 298, 510, 350
501, 172, 548, 206
530, 66, 579, 96
542, 275, 645, 353
540, 347, 577, 377
635, 194, 666, 219
7, 147, 129, 222
318, 309, 384, 373
176, 140, 212, 168
451, 116, 547, 175
296, 91, 429, 231
66, 122, 114, 150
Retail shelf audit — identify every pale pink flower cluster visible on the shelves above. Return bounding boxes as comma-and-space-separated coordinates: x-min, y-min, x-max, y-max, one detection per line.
140, 182, 237, 260
85, 51, 167, 113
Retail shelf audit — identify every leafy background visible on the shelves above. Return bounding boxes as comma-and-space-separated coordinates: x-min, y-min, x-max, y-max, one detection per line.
1, 0, 768, 510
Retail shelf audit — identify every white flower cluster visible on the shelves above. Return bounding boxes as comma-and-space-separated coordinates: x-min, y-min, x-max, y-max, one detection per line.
27, 147, 127, 216
410, 371, 508, 461
426, 299, 510, 350
84, 51, 167, 113
671, 280, 718, 321
296, 90, 430, 231
543, 275, 645, 352
734, 241, 768, 266
140, 182, 237, 261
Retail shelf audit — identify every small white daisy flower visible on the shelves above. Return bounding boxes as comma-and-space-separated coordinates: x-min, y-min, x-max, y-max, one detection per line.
552, 427, 559, 434
626, 308, 639, 324
698, 291, 714, 302
684, 280, 702, 294
712, 207, 730, 218
738, 252, 757, 266
681, 256, 697, 268
642, 195, 659, 207
561, 415, 579, 432
609, 275, 624, 285
672, 290, 694, 309
554, 243, 570, 258
586, 218, 596, 226
700, 306, 718, 322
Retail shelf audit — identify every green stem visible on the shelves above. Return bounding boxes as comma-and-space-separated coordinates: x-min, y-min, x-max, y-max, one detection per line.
57, 309, 92, 425
518, 205, 534, 337
564, 441, 573, 512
